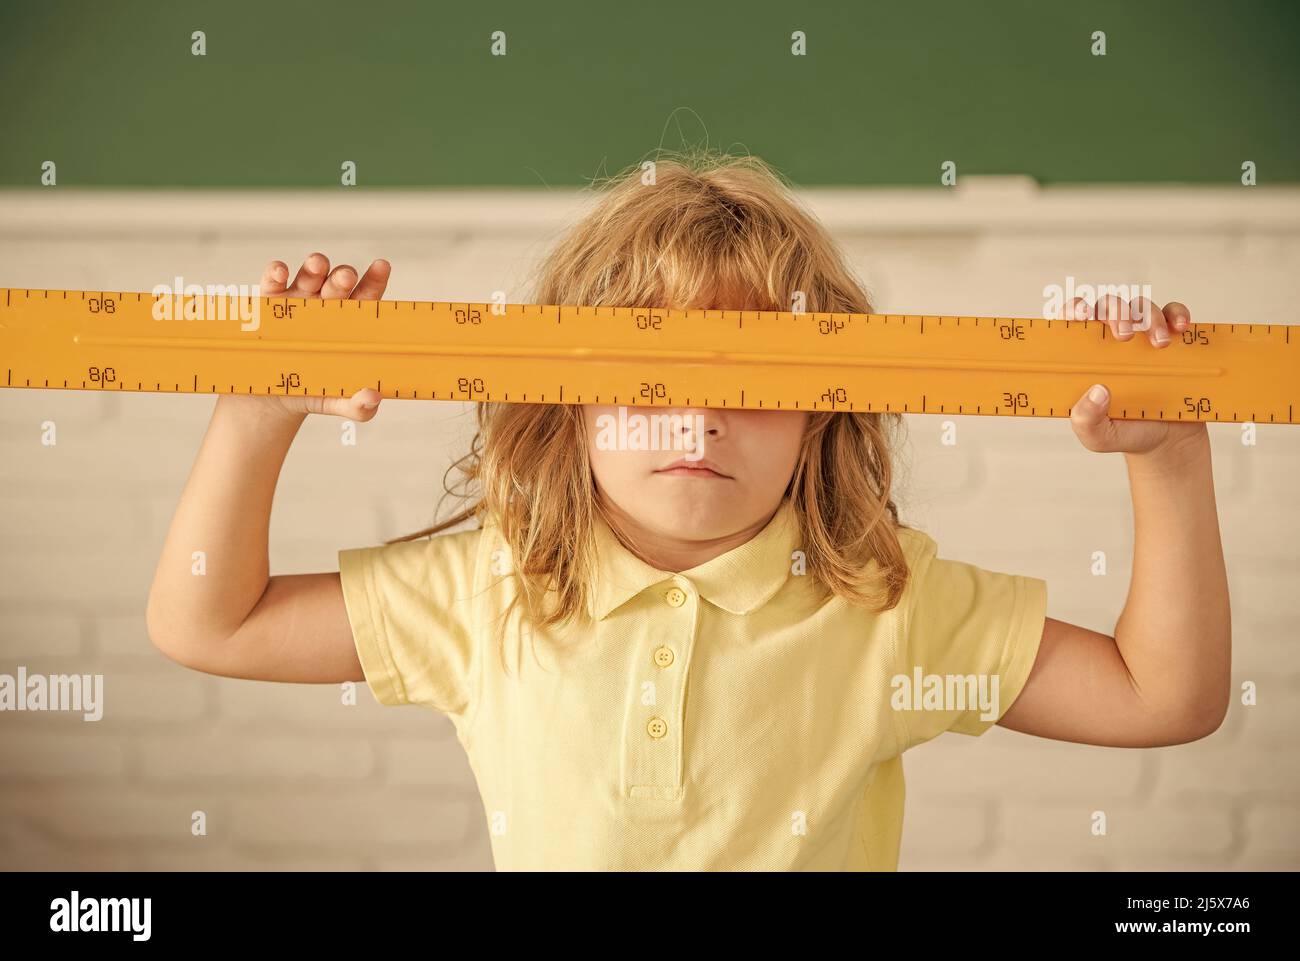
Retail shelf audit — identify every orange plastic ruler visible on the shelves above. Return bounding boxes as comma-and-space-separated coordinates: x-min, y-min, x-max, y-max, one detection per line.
0, 288, 1295, 423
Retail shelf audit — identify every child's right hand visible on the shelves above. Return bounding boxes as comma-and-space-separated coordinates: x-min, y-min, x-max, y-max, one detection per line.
250, 252, 392, 421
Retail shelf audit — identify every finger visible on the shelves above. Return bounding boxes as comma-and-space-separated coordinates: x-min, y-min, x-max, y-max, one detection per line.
1097, 294, 1133, 340
1131, 296, 1172, 347
349, 259, 392, 300
260, 260, 290, 296
1070, 383, 1121, 452
289, 252, 331, 297
1163, 301, 1192, 333
339, 387, 382, 421
1061, 296, 1093, 321
320, 265, 358, 300
300, 387, 382, 420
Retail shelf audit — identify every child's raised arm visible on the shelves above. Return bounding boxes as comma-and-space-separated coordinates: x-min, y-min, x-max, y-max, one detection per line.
145, 253, 390, 684
998, 295, 1232, 747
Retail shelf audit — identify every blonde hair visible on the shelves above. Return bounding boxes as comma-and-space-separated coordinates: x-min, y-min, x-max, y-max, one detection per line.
391, 149, 912, 645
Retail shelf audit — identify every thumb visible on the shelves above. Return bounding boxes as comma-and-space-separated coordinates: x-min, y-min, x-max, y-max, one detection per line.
302, 387, 382, 420
343, 387, 383, 421
1069, 383, 1120, 452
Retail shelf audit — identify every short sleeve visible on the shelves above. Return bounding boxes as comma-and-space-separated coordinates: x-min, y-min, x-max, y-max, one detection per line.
337, 526, 484, 718
894, 529, 1047, 751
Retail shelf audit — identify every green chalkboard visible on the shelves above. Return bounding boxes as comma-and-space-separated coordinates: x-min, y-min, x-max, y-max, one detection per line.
1, 0, 1297, 187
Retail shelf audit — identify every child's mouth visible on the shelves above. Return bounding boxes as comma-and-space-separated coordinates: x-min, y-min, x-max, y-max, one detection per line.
655, 466, 729, 478
654, 457, 732, 479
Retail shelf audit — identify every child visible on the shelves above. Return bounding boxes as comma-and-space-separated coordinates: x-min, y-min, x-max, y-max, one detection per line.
146, 151, 1231, 870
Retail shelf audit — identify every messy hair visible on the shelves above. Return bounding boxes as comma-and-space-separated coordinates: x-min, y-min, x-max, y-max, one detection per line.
390, 148, 912, 648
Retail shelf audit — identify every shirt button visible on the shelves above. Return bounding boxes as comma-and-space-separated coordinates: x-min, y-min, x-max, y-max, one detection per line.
652, 645, 675, 668
664, 587, 686, 607
646, 717, 668, 739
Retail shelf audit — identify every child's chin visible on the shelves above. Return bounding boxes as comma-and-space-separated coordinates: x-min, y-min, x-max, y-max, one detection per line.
649, 485, 737, 514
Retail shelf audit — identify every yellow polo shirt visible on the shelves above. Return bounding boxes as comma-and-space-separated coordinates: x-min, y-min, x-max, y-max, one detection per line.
338, 497, 1047, 870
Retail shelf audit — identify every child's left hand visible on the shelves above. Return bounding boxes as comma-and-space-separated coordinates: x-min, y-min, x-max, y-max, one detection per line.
1062, 295, 1209, 458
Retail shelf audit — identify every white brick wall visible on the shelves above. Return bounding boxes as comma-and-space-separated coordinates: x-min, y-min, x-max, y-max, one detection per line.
0, 181, 1297, 870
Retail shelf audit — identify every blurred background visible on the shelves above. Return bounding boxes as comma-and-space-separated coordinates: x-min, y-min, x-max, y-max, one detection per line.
0, 0, 1297, 871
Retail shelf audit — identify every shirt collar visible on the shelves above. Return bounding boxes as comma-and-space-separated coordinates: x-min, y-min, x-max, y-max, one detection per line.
586, 498, 800, 620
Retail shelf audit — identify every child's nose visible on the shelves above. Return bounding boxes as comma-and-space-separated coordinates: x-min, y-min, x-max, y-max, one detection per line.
667, 408, 725, 438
